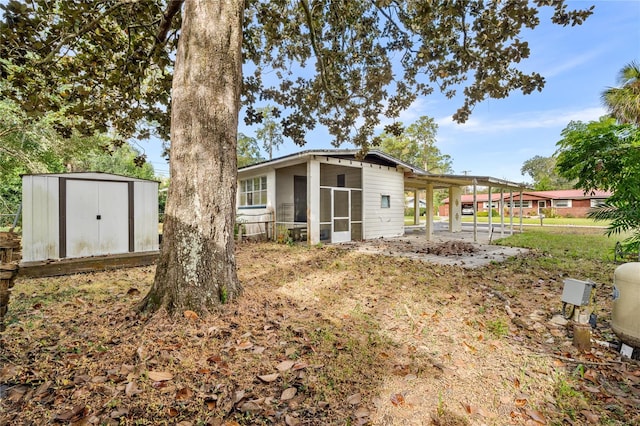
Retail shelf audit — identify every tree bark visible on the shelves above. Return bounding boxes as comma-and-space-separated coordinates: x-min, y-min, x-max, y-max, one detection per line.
140, 0, 243, 315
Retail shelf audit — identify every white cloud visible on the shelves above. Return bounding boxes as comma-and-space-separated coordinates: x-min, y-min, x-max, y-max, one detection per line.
437, 106, 606, 134
541, 46, 608, 78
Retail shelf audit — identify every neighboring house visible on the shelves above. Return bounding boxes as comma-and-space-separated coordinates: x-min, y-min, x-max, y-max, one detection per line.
237, 149, 525, 244
405, 197, 427, 209
439, 189, 612, 218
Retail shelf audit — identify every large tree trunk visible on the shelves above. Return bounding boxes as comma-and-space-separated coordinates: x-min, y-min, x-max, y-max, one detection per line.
140, 0, 243, 315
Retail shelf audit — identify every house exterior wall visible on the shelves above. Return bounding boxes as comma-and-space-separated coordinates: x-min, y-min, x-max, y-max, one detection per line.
362, 165, 404, 239
275, 164, 306, 214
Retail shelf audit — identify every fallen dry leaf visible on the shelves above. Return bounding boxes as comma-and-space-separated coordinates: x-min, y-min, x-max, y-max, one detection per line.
183, 310, 199, 321
525, 408, 547, 425
285, 414, 301, 426
276, 360, 295, 371
176, 386, 193, 401
280, 387, 297, 401
292, 361, 309, 371
125, 381, 139, 397
239, 400, 262, 413
236, 340, 254, 350
390, 393, 405, 406
148, 371, 173, 382
580, 409, 600, 424
460, 402, 477, 415
346, 393, 361, 405
53, 404, 86, 422
354, 406, 370, 418
583, 369, 598, 384
257, 373, 279, 383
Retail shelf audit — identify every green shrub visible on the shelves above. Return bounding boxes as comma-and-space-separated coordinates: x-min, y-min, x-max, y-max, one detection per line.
405, 207, 427, 217
477, 209, 500, 217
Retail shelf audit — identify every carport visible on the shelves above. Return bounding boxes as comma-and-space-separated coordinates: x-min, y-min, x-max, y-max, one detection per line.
402, 171, 528, 242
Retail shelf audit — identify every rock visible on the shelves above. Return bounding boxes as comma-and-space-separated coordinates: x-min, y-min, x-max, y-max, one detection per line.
549, 315, 569, 327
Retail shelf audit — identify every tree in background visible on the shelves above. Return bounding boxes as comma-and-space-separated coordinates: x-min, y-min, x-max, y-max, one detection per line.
555, 117, 640, 250
1, 0, 594, 315
0, 96, 156, 222
237, 133, 264, 167
376, 116, 452, 173
255, 106, 284, 161
377, 116, 452, 216
72, 143, 156, 180
520, 155, 574, 190
602, 61, 640, 126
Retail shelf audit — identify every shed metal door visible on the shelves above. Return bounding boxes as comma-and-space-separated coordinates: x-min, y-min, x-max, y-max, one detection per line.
65, 180, 129, 258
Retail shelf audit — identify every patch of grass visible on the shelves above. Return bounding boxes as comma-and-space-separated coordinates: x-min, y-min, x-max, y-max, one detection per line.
462, 217, 608, 226
553, 374, 588, 421
496, 227, 624, 262
486, 318, 509, 337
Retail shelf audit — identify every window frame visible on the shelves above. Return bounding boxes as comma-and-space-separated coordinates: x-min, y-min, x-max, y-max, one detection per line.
512, 200, 531, 208
552, 199, 572, 208
239, 176, 267, 208
381, 195, 391, 209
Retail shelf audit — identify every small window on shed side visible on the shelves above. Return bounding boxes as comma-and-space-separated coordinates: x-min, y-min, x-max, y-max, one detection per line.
381, 195, 390, 208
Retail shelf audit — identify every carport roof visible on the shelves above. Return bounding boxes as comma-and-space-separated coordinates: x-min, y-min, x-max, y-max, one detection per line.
404, 173, 528, 191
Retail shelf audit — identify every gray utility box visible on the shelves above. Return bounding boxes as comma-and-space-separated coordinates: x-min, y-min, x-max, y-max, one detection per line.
561, 278, 594, 306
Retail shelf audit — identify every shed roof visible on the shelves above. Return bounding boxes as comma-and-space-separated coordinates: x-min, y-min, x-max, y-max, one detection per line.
21, 171, 159, 183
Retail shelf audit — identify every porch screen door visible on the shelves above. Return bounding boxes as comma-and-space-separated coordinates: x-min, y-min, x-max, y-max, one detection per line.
332, 189, 351, 243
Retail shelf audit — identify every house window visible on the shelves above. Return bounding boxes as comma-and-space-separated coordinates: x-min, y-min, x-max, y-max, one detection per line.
239, 176, 267, 207
337, 174, 345, 187
381, 195, 390, 208
483, 202, 499, 209
553, 199, 572, 208
512, 200, 531, 208
591, 199, 607, 208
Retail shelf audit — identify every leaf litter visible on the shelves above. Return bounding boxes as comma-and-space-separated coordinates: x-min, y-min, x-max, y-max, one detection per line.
0, 240, 638, 425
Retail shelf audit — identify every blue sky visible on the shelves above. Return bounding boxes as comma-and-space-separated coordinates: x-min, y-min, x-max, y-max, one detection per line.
145, 1, 640, 183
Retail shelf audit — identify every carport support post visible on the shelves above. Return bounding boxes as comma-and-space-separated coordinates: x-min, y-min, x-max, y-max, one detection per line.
425, 184, 434, 241
448, 186, 463, 233
307, 159, 320, 245
519, 189, 524, 233
509, 190, 514, 235
487, 186, 492, 238
413, 189, 420, 225
472, 179, 478, 242
500, 188, 505, 238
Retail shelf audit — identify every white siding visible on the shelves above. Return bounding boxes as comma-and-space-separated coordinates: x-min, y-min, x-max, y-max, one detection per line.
22, 175, 60, 262
134, 181, 160, 252
363, 165, 404, 239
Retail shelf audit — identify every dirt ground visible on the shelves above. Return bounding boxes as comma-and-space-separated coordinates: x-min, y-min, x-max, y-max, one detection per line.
1, 238, 639, 425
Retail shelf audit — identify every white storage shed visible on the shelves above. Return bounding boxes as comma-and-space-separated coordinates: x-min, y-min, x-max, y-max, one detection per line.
21, 172, 159, 263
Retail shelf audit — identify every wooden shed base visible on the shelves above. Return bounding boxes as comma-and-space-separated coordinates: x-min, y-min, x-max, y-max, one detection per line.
19, 251, 160, 278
